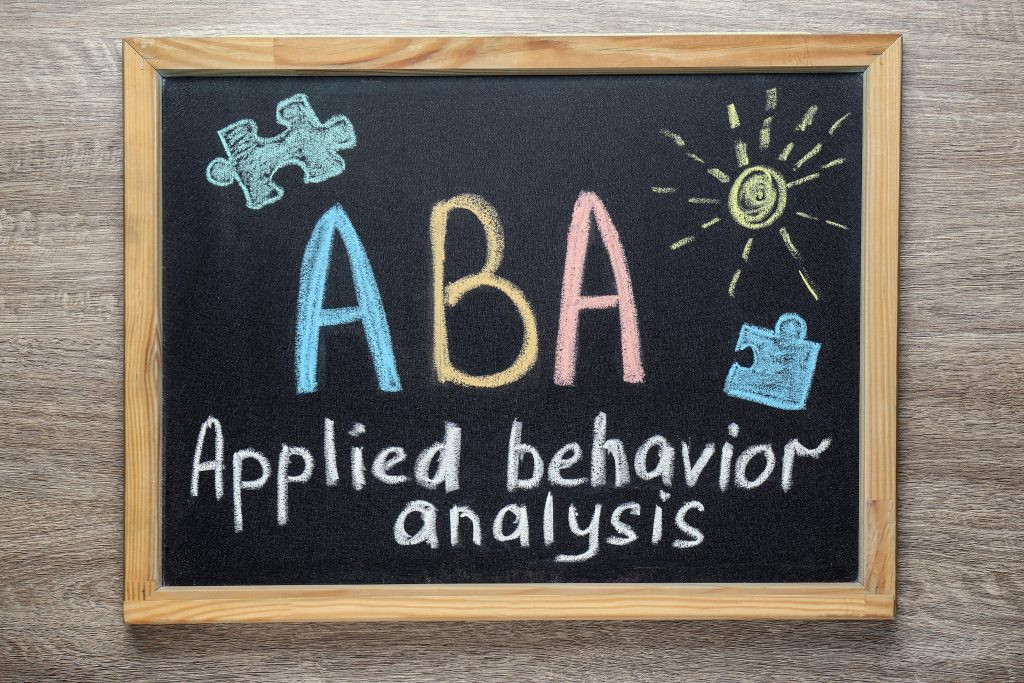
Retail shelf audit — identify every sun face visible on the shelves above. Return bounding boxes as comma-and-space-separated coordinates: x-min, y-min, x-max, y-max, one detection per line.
652, 87, 852, 301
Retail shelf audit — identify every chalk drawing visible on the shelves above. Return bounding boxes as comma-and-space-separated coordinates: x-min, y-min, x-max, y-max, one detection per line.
431, 194, 539, 388
555, 504, 602, 562
295, 204, 401, 394
276, 445, 314, 526
232, 448, 270, 533
655, 87, 853, 300
554, 191, 644, 386
449, 506, 483, 546
607, 502, 641, 546
394, 500, 439, 548
206, 93, 356, 210
190, 416, 225, 500
493, 504, 530, 548
724, 313, 821, 410
672, 501, 705, 549
728, 165, 788, 230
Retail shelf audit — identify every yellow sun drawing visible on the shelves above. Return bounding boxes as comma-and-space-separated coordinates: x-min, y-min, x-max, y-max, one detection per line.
652, 88, 852, 300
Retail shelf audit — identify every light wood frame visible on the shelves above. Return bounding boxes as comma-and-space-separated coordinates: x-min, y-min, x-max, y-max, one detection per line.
124, 34, 900, 623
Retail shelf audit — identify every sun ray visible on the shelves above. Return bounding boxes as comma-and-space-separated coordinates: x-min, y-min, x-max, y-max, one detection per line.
727, 103, 741, 129
794, 142, 823, 170
670, 235, 697, 250
741, 237, 754, 261
759, 116, 773, 150
778, 227, 802, 260
829, 113, 851, 135
653, 91, 845, 303
796, 105, 819, 131
707, 168, 731, 184
798, 268, 820, 300
734, 140, 750, 167
728, 268, 742, 297
787, 172, 820, 188
659, 129, 686, 146
796, 211, 848, 230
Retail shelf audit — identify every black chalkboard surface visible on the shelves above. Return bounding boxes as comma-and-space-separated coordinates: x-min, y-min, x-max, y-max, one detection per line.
161, 73, 862, 586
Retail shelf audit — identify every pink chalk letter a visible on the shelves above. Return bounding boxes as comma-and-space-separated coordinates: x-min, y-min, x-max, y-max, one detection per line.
554, 191, 644, 386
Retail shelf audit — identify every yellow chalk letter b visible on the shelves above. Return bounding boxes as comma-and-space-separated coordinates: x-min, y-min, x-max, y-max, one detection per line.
431, 194, 538, 388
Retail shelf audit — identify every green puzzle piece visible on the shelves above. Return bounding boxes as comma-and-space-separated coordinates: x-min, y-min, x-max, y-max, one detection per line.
206, 93, 356, 210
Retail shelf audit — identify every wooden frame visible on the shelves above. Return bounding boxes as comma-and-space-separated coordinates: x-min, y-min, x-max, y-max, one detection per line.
124, 34, 900, 623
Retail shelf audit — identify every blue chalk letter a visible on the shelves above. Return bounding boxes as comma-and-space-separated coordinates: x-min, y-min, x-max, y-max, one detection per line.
296, 204, 401, 394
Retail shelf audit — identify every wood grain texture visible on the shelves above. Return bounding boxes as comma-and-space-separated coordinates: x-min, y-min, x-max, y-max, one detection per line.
126, 34, 897, 72
1, 0, 1022, 679
122, 40, 162, 605
859, 36, 900, 600
124, 583, 886, 623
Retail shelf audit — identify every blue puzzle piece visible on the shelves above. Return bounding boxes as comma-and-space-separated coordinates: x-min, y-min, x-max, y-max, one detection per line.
724, 313, 820, 411
206, 93, 356, 210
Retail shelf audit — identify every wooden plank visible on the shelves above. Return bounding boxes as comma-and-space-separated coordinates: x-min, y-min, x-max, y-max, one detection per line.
145, 581, 867, 600
126, 34, 900, 74
122, 40, 163, 606
126, 584, 877, 623
859, 36, 900, 612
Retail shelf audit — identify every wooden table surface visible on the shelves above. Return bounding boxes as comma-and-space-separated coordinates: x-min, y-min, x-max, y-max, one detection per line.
1, 2, 1022, 681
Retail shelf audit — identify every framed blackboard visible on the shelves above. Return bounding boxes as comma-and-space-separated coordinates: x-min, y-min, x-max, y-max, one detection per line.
124, 35, 900, 623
